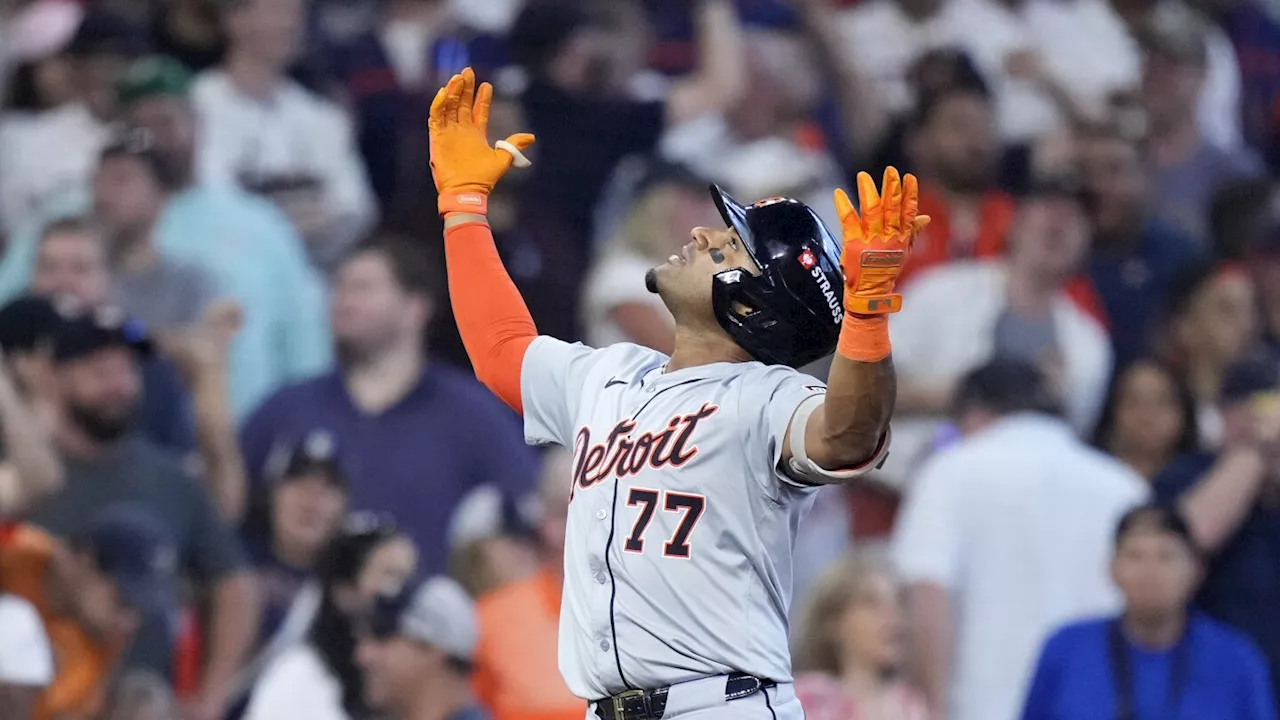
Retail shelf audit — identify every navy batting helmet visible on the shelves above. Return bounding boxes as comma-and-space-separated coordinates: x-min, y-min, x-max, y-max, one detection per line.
710, 185, 846, 368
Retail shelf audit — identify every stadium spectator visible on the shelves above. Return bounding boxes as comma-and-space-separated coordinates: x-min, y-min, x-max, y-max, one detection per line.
1140, 2, 1263, 246
506, 0, 744, 340
248, 429, 348, 650
1162, 263, 1258, 448
0, 7, 144, 237
898, 83, 1009, 286
239, 236, 537, 575
892, 360, 1147, 720
0, 55, 334, 418
945, 0, 1139, 144
1154, 357, 1280, 702
1079, 124, 1204, 368
148, 0, 225, 74
886, 177, 1112, 486
99, 669, 181, 720
361, 576, 490, 720
91, 134, 221, 328
244, 513, 417, 720
26, 308, 256, 719
829, 0, 968, 119
793, 551, 929, 720
1093, 359, 1200, 481
0, 306, 63, 516
1021, 504, 1276, 720
0, 505, 180, 720
0, 587, 53, 720
473, 448, 584, 720
582, 162, 719, 353
191, 0, 377, 273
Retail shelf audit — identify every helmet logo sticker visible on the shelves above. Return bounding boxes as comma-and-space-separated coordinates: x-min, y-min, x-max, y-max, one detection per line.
752, 196, 789, 208
798, 249, 817, 270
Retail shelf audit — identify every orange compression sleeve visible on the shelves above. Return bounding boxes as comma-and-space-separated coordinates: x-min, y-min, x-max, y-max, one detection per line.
444, 221, 537, 414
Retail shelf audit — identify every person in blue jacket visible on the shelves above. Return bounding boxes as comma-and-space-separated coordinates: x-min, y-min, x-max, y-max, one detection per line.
1021, 503, 1276, 720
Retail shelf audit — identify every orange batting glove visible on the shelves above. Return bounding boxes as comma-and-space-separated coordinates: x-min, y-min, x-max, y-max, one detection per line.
833, 167, 929, 362
835, 167, 930, 315
428, 67, 535, 217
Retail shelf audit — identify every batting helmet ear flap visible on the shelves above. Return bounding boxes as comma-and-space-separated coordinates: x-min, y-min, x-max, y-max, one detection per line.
712, 268, 799, 366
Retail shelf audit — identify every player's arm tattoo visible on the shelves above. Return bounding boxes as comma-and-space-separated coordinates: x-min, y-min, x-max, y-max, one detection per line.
806, 355, 896, 470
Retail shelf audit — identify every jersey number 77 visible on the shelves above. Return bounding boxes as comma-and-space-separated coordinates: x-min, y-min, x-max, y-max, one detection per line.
623, 487, 706, 559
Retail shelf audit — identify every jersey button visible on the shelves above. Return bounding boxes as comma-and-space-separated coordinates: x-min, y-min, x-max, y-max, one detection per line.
600, 639, 611, 652
593, 571, 606, 584
595, 509, 607, 520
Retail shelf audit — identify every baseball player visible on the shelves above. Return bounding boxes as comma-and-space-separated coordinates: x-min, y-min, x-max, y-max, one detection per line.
429, 68, 929, 720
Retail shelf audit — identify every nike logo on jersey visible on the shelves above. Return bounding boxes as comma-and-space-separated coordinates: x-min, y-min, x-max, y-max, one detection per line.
572, 402, 719, 493
605, 378, 627, 388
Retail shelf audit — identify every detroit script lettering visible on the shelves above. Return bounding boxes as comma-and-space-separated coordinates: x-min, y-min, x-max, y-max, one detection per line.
572, 403, 719, 494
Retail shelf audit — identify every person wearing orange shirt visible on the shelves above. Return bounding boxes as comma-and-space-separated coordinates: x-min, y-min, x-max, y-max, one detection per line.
0, 504, 178, 720
473, 448, 585, 720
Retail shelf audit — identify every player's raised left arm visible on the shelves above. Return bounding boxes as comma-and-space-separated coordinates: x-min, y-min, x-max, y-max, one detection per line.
783, 168, 929, 478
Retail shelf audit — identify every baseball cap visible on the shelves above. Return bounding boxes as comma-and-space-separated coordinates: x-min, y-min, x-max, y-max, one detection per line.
264, 429, 347, 489
368, 576, 478, 662
0, 295, 64, 354
1220, 357, 1280, 405
952, 358, 1063, 418
116, 56, 193, 108
73, 504, 179, 614
52, 306, 152, 365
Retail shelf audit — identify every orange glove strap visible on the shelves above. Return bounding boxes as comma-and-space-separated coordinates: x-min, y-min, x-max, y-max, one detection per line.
439, 191, 489, 216
837, 314, 891, 362
845, 292, 903, 315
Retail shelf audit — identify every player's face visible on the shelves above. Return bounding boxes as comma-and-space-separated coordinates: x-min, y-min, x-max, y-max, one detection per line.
1112, 527, 1199, 617
647, 225, 760, 325
836, 571, 905, 672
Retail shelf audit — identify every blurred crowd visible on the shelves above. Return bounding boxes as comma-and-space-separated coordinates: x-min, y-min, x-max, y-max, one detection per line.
0, 0, 1278, 718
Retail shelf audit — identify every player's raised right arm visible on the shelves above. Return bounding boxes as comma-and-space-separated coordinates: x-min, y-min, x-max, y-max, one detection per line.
430, 68, 538, 414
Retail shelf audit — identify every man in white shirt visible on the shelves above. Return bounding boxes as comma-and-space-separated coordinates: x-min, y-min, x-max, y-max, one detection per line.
885, 177, 1113, 486
893, 360, 1148, 720
191, 0, 376, 273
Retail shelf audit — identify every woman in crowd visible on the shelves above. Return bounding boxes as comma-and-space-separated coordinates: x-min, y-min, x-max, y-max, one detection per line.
1162, 263, 1258, 448
243, 513, 418, 720
793, 551, 930, 720
1092, 359, 1199, 481
1021, 504, 1275, 719
580, 161, 723, 353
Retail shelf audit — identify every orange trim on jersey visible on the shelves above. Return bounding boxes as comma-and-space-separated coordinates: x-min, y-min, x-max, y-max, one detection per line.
444, 222, 539, 414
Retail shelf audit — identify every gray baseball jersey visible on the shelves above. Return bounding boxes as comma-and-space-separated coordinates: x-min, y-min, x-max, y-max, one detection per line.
521, 336, 830, 700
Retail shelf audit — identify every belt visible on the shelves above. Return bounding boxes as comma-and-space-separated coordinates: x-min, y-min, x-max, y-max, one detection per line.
593, 673, 776, 720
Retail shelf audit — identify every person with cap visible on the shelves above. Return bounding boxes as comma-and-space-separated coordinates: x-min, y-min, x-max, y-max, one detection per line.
1139, 2, 1262, 247
0, 53, 333, 419
190, 0, 376, 274
25, 306, 258, 720
892, 359, 1148, 720
359, 576, 490, 720
885, 172, 1113, 487
1154, 357, 1280, 702
249, 428, 348, 652
0, 503, 180, 720
0, 296, 63, 518
1021, 504, 1275, 720
0, 6, 148, 237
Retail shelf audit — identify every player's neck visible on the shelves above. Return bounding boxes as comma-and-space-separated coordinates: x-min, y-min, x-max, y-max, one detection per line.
665, 326, 752, 372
